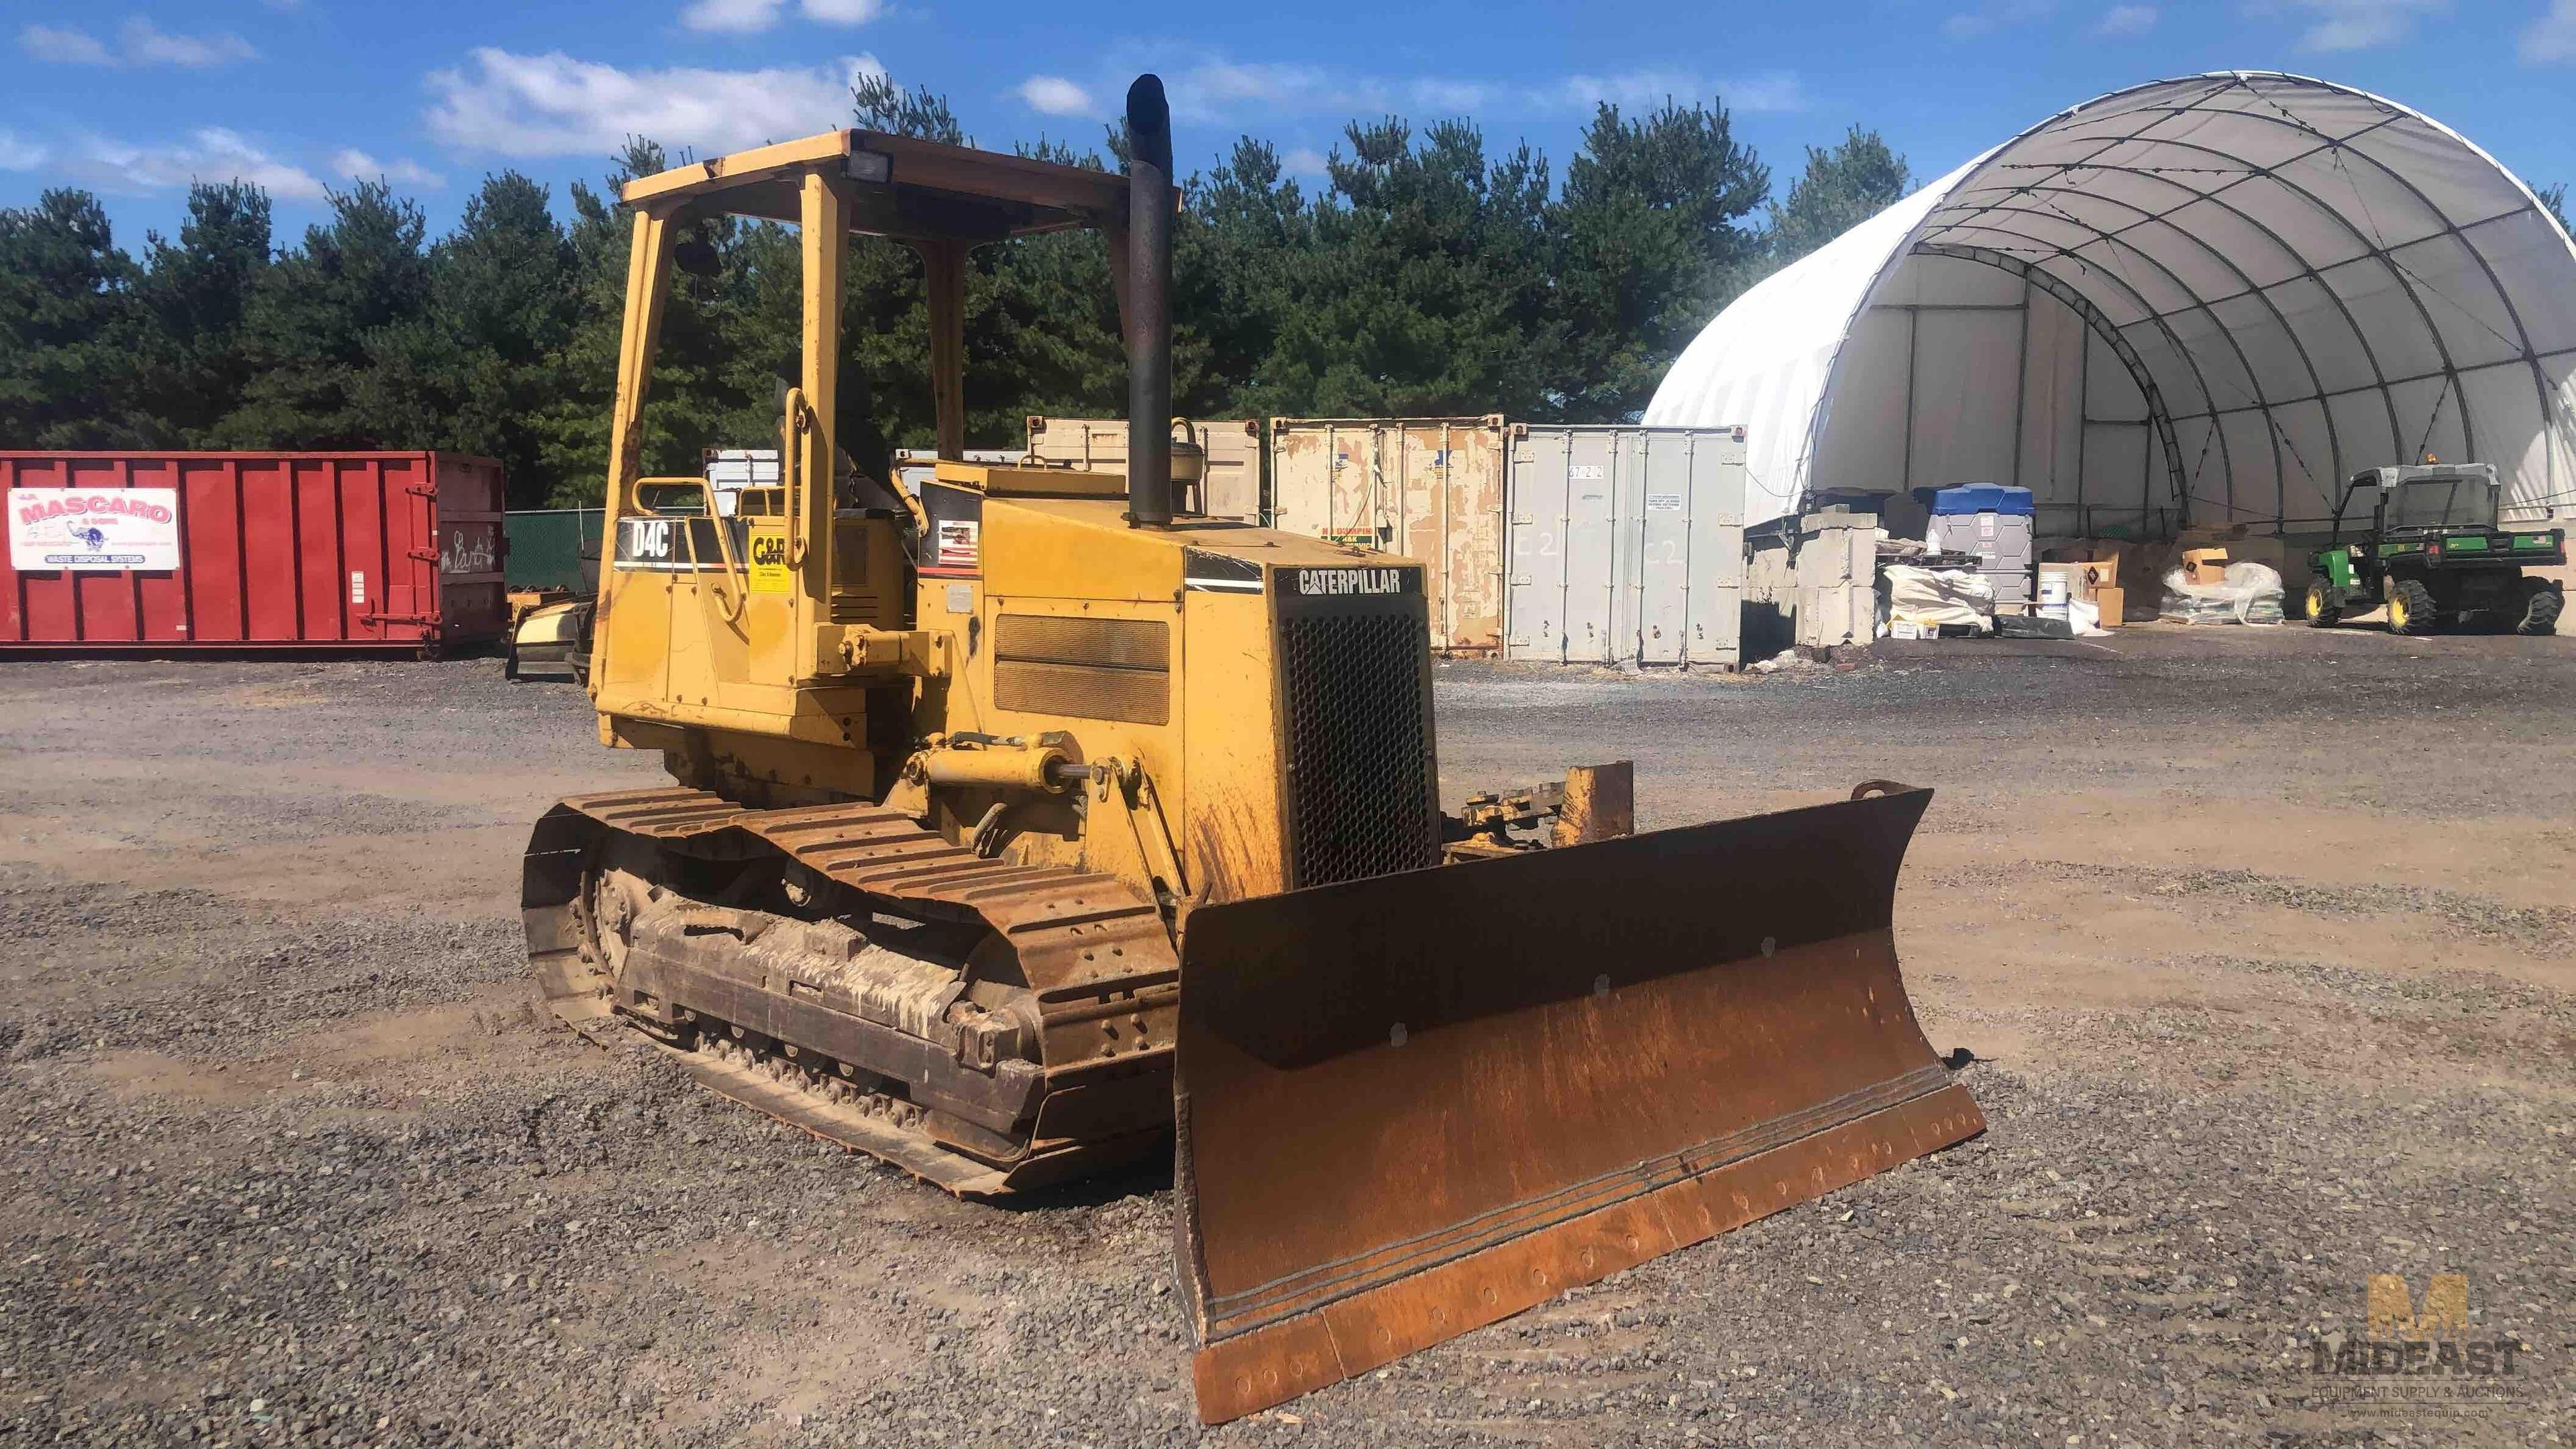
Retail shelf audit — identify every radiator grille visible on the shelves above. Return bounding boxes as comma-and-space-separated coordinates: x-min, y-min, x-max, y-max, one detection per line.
1278, 610, 1439, 887
994, 614, 1169, 724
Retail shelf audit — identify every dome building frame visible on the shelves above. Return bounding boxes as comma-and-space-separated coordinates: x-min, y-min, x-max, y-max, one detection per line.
1645, 72, 2576, 539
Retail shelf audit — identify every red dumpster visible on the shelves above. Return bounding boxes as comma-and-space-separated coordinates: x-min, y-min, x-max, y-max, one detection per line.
2, 451, 507, 655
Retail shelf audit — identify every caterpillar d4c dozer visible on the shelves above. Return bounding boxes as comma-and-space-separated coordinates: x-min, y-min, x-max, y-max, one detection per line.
523, 74, 1983, 1424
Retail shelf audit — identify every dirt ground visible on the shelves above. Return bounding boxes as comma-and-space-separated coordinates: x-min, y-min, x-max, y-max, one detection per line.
1, 621, 2568, 1446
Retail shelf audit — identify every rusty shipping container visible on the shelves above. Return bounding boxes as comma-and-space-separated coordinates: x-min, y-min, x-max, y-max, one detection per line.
1268, 417, 1508, 654
1025, 415, 1264, 523
2, 451, 508, 654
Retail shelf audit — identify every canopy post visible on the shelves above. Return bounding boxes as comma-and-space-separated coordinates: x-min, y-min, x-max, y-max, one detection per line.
920, 239, 968, 462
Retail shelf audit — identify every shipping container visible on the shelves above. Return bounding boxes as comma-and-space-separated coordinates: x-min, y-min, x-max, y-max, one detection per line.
2, 451, 507, 655
1504, 426, 1748, 667
896, 447, 1023, 494
1269, 417, 1508, 654
1027, 415, 1265, 523
504, 508, 605, 593
703, 447, 780, 515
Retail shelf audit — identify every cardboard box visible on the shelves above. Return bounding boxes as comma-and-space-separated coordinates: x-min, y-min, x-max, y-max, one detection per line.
2182, 548, 2231, 586
2093, 584, 2125, 626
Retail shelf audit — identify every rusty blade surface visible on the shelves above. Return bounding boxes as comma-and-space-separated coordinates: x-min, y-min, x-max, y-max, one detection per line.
1172, 782, 1984, 1424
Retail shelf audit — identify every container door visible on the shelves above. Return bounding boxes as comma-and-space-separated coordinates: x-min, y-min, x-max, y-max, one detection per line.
1348, 425, 1387, 551
1685, 431, 1748, 667
1558, 431, 1620, 664
385, 457, 442, 645
431, 455, 508, 644
182, 461, 251, 643
1507, 431, 1570, 662
1266, 424, 1338, 544
1379, 425, 1433, 636
1633, 431, 1693, 665
1195, 421, 1263, 523
1426, 423, 1505, 655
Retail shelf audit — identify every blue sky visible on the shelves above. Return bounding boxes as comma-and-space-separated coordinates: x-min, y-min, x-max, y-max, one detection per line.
4, 1, 2573, 248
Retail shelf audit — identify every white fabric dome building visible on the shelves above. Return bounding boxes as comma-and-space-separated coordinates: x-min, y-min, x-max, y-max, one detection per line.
1643, 72, 2576, 539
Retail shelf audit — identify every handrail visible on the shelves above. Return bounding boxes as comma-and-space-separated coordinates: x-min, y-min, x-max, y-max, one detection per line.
639, 476, 747, 624
781, 386, 814, 566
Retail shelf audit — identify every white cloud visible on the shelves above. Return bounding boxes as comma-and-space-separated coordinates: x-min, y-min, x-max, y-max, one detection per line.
20, 24, 114, 64
119, 17, 257, 66
1159, 59, 1487, 122
2519, 0, 2576, 62
1165, 60, 1356, 121
682, 0, 878, 31
1721, 72, 1807, 113
1281, 147, 1329, 176
2094, 4, 2158, 34
2263, 0, 2447, 52
1018, 74, 1094, 117
19, 18, 256, 67
0, 128, 46, 171
681, 0, 784, 32
1560, 69, 1805, 115
425, 48, 885, 158
1408, 78, 1488, 113
1943, 0, 2053, 38
1111, 51, 1796, 127
333, 148, 446, 189
65, 127, 324, 201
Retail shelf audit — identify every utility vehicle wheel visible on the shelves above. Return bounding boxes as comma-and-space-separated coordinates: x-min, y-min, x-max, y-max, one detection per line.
2520, 580, 2563, 637
2386, 578, 2438, 636
504, 647, 521, 682
2303, 581, 2341, 627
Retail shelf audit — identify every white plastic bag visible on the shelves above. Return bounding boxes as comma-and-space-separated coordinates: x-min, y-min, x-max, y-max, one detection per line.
2158, 561, 2284, 626
1882, 566, 1996, 631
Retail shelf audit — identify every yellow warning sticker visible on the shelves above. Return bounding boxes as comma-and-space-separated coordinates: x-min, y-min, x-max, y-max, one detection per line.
748, 531, 792, 593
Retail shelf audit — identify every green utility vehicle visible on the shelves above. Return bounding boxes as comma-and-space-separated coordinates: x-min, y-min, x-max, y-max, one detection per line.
2302, 464, 2563, 635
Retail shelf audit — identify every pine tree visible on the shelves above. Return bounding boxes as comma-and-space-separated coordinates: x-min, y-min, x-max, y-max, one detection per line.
1258, 118, 1557, 419
1177, 138, 1307, 417
1552, 99, 1770, 421
1767, 128, 1911, 265
523, 140, 748, 504
0, 190, 150, 447
380, 171, 578, 505
136, 182, 272, 444
215, 181, 433, 447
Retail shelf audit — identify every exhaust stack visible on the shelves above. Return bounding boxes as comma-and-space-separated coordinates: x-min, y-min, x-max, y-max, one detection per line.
1125, 74, 1174, 528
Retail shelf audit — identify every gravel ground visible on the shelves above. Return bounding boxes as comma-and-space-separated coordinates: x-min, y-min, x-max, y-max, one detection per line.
0, 626, 2568, 1446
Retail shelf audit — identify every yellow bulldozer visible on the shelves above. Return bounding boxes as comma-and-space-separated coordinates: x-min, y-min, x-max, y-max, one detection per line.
523, 75, 1982, 1423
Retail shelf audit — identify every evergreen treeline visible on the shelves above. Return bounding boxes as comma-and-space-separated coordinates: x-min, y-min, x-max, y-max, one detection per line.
0, 81, 1911, 508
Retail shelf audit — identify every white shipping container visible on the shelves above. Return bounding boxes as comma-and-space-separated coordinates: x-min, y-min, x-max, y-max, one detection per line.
1506, 425, 1748, 667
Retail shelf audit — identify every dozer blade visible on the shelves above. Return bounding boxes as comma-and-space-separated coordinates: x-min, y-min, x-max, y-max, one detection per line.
1173, 781, 1983, 1424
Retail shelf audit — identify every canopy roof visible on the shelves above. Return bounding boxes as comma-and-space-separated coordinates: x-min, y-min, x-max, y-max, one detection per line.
1646, 72, 2576, 533
623, 129, 1125, 241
